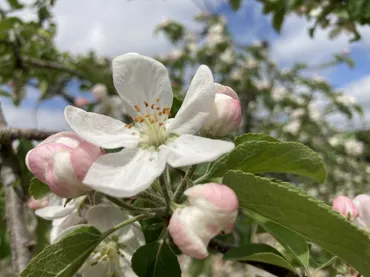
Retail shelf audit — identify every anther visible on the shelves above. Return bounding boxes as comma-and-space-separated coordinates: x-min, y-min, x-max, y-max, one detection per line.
156, 98, 160, 102
144, 101, 149, 107
134, 105, 140, 112
151, 104, 155, 109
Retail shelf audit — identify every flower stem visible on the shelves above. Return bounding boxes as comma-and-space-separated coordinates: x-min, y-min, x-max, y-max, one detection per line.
173, 165, 197, 203
159, 171, 171, 206
103, 213, 151, 238
103, 195, 166, 215
138, 191, 166, 206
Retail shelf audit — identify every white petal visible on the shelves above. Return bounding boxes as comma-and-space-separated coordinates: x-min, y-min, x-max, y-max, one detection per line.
64, 106, 139, 149
87, 204, 130, 233
35, 205, 75, 220
50, 211, 83, 243
161, 134, 234, 168
112, 53, 173, 119
82, 261, 115, 277
83, 148, 167, 197
166, 65, 215, 135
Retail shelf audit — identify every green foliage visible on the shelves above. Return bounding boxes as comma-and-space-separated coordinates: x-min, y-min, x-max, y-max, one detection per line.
131, 241, 181, 277
229, 0, 242, 11
234, 133, 280, 145
224, 243, 298, 274
223, 171, 370, 275
207, 140, 327, 183
249, 212, 309, 269
29, 177, 50, 199
20, 226, 102, 277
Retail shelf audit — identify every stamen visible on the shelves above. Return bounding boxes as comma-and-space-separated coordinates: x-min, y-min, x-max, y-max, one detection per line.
134, 105, 141, 112
151, 104, 155, 109
132, 132, 136, 135
156, 98, 160, 102
144, 101, 149, 107
158, 112, 163, 116
125, 124, 133, 129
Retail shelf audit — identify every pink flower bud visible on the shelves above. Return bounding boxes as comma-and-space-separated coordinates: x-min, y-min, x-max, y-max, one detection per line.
91, 84, 108, 100
74, 97, 89, 107
332, 196, 359, 220
28, 197, 48, 210
168, 183, 238, 259
353, 194, 370, 230
203, 83, 242, 137
26, 132, 104, 198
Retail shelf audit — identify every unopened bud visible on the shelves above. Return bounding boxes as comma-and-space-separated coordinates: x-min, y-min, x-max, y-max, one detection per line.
28, 197, 48, 210
91, 83, 108, 100
353, 194, 370, 230
74, 97, 89, 107
26, 132, 104, 198
168, 183, 238, 259
203, 84, 242, 137
332, 196, 359, 220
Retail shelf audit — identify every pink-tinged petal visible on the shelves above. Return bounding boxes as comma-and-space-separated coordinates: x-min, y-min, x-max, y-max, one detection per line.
38, 131, 83, 147
28, 197, 48, 210
70, 141, 104, 182
185, 183, 239, 212
112, 53, 173, 119
46, 152, 90, 198
26, 143, 72, 183
168, 207, 209, 259
214, 83, 239, 100
64, 106, 140, 149
166, 65, 215, 135
353, 194, 370, 229
332, 196, 359, 220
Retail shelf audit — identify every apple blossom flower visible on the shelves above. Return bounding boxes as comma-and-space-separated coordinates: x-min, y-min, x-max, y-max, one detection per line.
203, 84, 242, 136
220, 48, 235, 64
336, 94, 356, 106
64, 53, 234, 197
168, 183, 238, 259
28, 197, 48, 210
290, 108, 305, 119
344, 139, 364, 156
59, 205, 144, 277
353, 194, 370, 230
332, 196, 359, 220
91, 83, 108, 100
94, 95, 125, 119
271, 87, 288, 102
283, 120, 301, 135
74, 97, 89, 107
26, 132, 104, 198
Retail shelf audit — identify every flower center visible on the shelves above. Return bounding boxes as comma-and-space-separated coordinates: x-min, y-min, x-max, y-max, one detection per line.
90, 236, 121, 275
126, 100, 172, 148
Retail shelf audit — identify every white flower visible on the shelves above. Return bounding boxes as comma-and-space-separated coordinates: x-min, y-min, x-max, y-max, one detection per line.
291, 108, 305, 119
329, 136, 341, 147
64, 53, 234, 197
94, 95, 126, 120
92, 84, 108, 100
60, 205, 144, 277
308, 103, 320, 121
220, 48, 235, 64
35, 195, 87, 243
344, 139, 364, 156
168, 49, 183, 61
207, 24, 225, 48
271, 87, 288, 102
337, 94, 356, 106
283, 120, 301, 135
231, 69, 243, 80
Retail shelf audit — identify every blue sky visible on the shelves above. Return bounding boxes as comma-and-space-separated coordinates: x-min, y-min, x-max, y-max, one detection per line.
1, 0, 370, 130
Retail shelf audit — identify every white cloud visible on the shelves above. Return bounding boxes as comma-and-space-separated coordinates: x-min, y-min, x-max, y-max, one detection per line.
272, 15, 370, 65
52, 0, 217, 57
2, 105, 69, 131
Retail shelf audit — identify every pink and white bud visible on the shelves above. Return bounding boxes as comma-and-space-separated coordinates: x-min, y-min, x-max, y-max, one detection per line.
353, 194, 370, 230
91, 83, 108, 100
26, 132, 104, 198
203, 84, 242, 136
28, 197, 48, 210
168, 183, 238, 259
332, 196, 359, 220
74, 97, 89, 107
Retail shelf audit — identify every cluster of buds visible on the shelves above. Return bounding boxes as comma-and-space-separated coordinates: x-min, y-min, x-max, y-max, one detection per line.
169, 183, 238, 259
332, 194, 370, 229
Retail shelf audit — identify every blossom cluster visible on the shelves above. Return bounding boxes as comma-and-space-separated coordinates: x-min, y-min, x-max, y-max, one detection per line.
26, 53, 242, 275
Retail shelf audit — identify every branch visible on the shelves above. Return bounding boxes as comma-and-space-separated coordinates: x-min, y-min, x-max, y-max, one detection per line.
0, 128, 55, 143
0, 105, 31, 274
22, 56, 86, 79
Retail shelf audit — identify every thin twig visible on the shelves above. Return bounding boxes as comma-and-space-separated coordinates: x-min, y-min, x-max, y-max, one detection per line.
0, 128, 55, 143
173, 165, 197, 203
138, 191, 165, 206
104, 195, 166, 215
0, 105, 31, 274
22, 56, 86, 79
159, 170, 171, 205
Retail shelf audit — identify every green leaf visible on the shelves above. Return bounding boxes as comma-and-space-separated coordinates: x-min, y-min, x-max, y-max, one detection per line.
20, 226, 102, 277
29, 177, 51, 199
131, 241, 181, 277
0, 89, 11, 98
224, 243, 282, 259
235, 133, 280, 145
223, 171, 370, 276
207, 141, 327, 183
272, 10, 285, 32
229, 0, 242, 11
170, 97, 182, 118
7, 0, 23, 9
249, 212, 309, 268
225, 243, 297, 273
